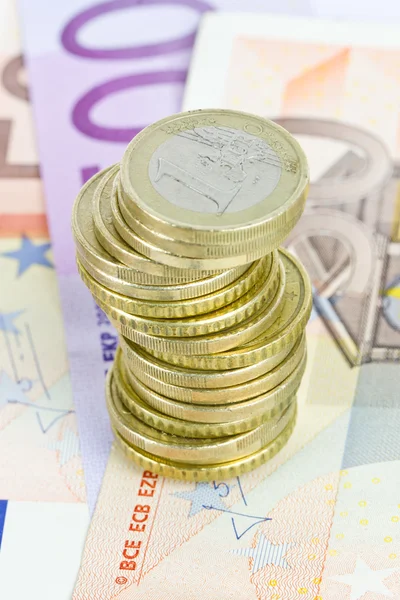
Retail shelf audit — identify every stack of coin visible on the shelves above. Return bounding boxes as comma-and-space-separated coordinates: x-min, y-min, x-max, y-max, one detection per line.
71, 109, 311, 480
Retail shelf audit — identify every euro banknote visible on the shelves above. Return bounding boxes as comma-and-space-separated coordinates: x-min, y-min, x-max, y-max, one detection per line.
70, 15, 400, 599
16, 0, 313, 512
0, 1, 88, 597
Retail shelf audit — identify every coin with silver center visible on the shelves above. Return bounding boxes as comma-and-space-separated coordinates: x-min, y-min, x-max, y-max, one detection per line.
120, 109, 309, 246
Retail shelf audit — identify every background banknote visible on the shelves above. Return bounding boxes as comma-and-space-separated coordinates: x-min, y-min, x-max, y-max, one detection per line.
0, 1, 88, 598
184, 13, 400, 369
315, 0, 400, 20
17, 0, 314, 512
70, 15, 400, 600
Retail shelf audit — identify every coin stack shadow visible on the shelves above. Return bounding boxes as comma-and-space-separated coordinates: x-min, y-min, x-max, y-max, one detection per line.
71, 110, 312, 481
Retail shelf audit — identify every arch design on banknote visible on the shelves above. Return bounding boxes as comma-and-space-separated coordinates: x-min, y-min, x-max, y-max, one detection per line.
278, 118, 400, 366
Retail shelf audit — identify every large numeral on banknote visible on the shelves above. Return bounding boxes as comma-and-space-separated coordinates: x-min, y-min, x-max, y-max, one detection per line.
72, 71, 186, 142
61, 0, 212, 58
61, 0, 212, 141
0, 55, 39, 178
279, 118, 400, 365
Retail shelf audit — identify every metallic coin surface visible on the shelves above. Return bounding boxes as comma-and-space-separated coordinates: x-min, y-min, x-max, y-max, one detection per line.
120, 109, 308, 246
90, 250, 279, 343
92, 166, 215, 281
141, 249, 283, 359
113, 357, 262, 438
107, 369, 296, 464
124, 332, 306, 405
72, 108, 311, 484
112, 188, 266, 270
77, 247, 248, 302
115, 259, 283, 354
113, 352, 300, 437
119, 333, 296, 390
118, 345, 304, 426
72, 166, 195, 286
150, 248, 311, 369
117, 176, 301, 261
112, 405, 297, 481
77, 254, 268, 319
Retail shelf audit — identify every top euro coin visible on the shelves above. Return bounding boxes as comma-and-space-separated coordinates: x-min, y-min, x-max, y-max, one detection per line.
120, 109, 309, 248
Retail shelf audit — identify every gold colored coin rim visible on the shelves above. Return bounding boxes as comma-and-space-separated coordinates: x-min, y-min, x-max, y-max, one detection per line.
76, 247, 248, 302
114, 357, 270, 437
137, 254, 284, 357
91, 248, 277, 343
124, 333, 306, 406
113, 352, 299, 438
113, 188, 269, 270
117, 177, 302, 260
92, 166, 218, 280
117, 346, 304, 428
148, 248, 311, 369
112, 404, 297, 481
76, 254, 268, 319
119, 333, 295, 390
114, 258, 283, 355
89, 250, 277, 340
73, 230, 189, 286
71, 165, 202, 286
107, 368, 297, 464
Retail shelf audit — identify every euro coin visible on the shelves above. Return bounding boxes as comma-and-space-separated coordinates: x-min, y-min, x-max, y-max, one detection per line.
112, 404, 297, 482
148, 248, 311, 369
124, 332, 306, 405
116, 345, 305, 427
120, 109, 308, 249
89, 250, 280, 341
77, 254, 269, 319
119, 333, 296, 390
93, 166, 217, 280
77, 246, 248, 302
107, 369, 296, 464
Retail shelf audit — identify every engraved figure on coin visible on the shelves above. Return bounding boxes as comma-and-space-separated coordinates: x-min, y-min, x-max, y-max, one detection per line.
149, 126, 282, 214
